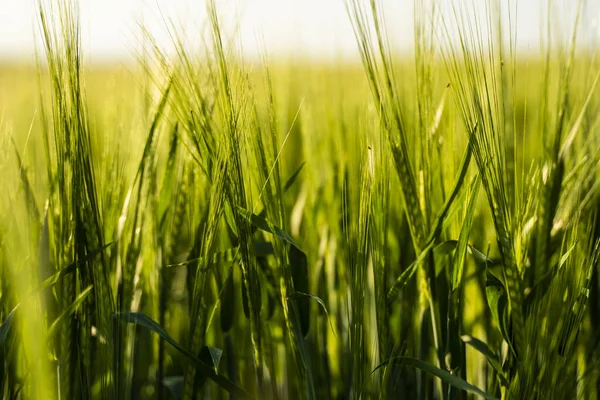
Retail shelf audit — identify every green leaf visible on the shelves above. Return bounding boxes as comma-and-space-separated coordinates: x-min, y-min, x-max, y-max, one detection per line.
133, 77, 173, 184
288, 291, 335, 336
115, 312, 254, 399
236, 206, 298, 248
249, 162, 306, 236
0, 305, 18, 349
47, 285, 93, 340
434, 240, 459, 276
387, 240, 435, 306
254, 242, 275, 257
558, 241, 578, 270
235, 206, 311, 336
195, 346, 224, 391
433, 239, 500, 277
283, 162, 306, 192
36, 242, 113, 292
435, 241, 499, 267
387, 172, 480, 305
460, 335, 506, 384
427, 126, 475, 243
166, 243, 273, 268
469, 245, 500, 267
485, 271, 515, 357
434, 240, 459, 258
452, 176, 480, 291
557, 245, 597, 356
373, 356, 497, 400
225, 202, 239, 241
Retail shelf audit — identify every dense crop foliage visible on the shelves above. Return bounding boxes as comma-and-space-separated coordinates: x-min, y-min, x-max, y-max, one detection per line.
1, 0, 600, 399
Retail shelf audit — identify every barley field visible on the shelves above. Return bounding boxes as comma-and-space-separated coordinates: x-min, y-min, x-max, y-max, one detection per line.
1, 1, 600, 399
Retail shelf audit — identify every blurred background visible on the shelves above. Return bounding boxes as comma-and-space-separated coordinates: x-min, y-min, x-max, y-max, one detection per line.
0, 0, 599, 64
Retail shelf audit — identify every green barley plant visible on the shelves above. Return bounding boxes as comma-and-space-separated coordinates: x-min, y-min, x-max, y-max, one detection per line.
1, 0, 600, 399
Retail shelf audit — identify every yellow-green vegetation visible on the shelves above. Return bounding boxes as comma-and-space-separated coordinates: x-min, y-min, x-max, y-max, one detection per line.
1, 0, 600, 399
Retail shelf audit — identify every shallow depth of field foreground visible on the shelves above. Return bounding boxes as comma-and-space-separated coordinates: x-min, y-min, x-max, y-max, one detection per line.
1, 0, 600, 399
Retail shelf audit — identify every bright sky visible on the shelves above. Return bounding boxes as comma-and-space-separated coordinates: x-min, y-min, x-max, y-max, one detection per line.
0, 0, 598, 63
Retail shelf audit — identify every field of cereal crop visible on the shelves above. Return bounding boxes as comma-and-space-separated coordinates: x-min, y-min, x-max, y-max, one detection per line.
1, 1, 600, 399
